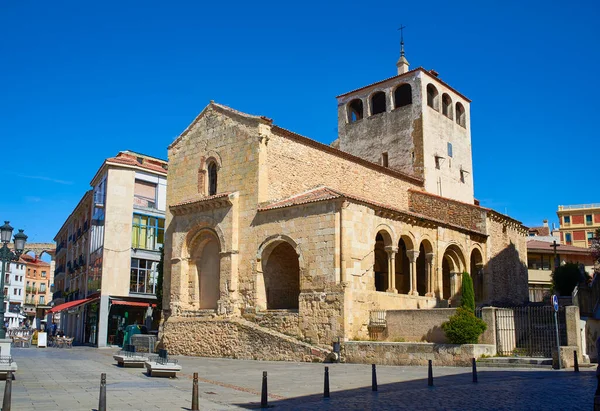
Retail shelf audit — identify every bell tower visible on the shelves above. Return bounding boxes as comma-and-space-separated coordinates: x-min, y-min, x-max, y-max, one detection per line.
335, 39, 475, 204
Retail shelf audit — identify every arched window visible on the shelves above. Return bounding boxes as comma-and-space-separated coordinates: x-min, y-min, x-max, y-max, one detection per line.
347, 99, 363, 123
456, 102, 466, 127
208, 162, 217, 196
370, 91, 387, 115
393, 84, 412, 108
426, 84, 439, 110
442, 93, 452, 119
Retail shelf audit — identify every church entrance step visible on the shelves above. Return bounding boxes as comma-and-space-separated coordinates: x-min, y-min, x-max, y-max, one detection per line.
477, 357, 552, 369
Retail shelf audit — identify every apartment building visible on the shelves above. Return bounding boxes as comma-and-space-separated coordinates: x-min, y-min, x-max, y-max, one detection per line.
557, 203, 600, 248
3, 260, 25, 328
21, 254, 51, 329
51, 150, 167, 347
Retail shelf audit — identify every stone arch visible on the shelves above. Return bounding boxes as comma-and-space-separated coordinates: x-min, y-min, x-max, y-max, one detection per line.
395, 234, 415, 294
441, 244, 466, 302
197, 151, 222, 195
373, 231, 391, 292
182, 220, 227, 259
189, 229, 221, 310
427, 84, 439, 110
442, 93, 453, 119
393, 83, 412, 108
347, 99, 364, 123
470, 246, 484, 304
256, 235, 302, 310
374, 224, 395, 246
416, 238, 434, 296
370, 91, 387, 116
456, 102, 466, 127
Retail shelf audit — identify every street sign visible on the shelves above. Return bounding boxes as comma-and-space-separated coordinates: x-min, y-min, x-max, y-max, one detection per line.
552, 295, 559, 312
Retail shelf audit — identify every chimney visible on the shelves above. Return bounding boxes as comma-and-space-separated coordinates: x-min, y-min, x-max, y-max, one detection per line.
543, 219, 548, 228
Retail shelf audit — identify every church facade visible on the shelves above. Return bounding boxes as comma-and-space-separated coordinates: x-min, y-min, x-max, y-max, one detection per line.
160, 55, 528, 354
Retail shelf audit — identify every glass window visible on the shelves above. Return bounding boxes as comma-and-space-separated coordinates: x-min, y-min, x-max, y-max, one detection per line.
39, 296, 45, 304
41, 271, 46, 278
13, 288, 16, 295
588, 232, 594, 243
447, 142, 453, 158
40, 284, 46, 292
565, 233, 572, 244
134, 180, 158, 209
564, 216, 571, 224
586, 215, 593, 225
130, 258, 158, 294
132, 214, 165, 251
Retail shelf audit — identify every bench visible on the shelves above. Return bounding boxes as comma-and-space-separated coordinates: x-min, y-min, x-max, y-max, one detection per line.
0, 356, 18, 380
144, 349, 182, 378
113, 345, 148, 368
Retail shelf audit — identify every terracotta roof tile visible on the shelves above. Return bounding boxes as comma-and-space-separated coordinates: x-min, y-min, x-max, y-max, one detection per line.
527, 239, 591, 254
106, 155, 168, 174
528, 226, 550, 236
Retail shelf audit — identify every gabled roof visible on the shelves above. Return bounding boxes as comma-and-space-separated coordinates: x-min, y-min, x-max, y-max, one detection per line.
168, 101, 273, 150
335, 67, 472, 103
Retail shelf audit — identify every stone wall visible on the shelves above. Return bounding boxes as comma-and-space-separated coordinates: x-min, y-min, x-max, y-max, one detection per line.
408, 190, 485, 233
266, 128, 421, 210
384, 309, 457, 343
485, 213, 529, 305
162, 316, 328, 362
343, 341, 495, 367
242, 311, 301, 340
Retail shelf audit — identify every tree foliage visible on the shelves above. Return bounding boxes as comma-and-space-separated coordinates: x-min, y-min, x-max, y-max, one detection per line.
551, 262, 582, 296
442, 307, 487, 344
591, 228, 600, 266
461, 272, 475, 312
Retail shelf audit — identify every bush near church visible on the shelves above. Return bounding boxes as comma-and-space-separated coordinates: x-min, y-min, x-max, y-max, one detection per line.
552, 262, 588, 296
442, 272, 487, 344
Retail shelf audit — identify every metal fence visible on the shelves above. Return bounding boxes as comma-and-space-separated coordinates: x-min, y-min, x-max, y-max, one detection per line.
495, 306, 566, 357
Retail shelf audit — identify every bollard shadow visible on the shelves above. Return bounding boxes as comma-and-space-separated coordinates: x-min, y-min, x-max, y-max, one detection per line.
232, 368, 595, 410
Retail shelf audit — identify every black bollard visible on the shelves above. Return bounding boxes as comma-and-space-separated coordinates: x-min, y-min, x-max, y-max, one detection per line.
3, 371, 12, 411
472, 358, 478, 383
372, 364, 378, 392
191, 372, 199, 411
261, 371, 268, 409
428, 360, 433, 387
98, 373, 106, 411
324, 366, 330, 398
574, 351, 579, 373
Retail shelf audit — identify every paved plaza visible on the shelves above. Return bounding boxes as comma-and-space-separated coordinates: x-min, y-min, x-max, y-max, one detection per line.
5, 346, 597, 410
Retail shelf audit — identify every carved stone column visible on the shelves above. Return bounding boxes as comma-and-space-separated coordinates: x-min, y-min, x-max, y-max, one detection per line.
425, 253, 435, 297
475, 262, 484, 302
450, 271, 458, 302
406, 250, 420, 296
385, 246, 398, 293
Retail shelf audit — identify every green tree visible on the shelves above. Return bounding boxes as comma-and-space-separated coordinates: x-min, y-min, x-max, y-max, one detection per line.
461, 272, 475, 312
442, 307, 487, 344
156, 246, 164, 312
551, 262, 582, 296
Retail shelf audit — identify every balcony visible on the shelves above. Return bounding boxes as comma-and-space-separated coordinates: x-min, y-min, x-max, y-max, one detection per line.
133, 195, 157, 210
52, 290, 64, 300
25, 286, 32, 293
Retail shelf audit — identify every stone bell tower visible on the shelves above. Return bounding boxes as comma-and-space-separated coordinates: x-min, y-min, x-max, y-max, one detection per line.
334, 39, 475, 204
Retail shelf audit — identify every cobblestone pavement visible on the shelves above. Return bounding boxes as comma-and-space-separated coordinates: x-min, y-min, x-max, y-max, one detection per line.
6, 346, 596, 410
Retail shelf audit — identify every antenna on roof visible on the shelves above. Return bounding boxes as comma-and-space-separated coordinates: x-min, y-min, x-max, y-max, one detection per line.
396, 25, 410, 75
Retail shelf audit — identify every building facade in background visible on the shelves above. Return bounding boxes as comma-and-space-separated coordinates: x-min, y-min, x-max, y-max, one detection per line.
51, 150, 167, 346
21, 254, 51, 329
3, 260, 25, 328
557, 203, 600, 248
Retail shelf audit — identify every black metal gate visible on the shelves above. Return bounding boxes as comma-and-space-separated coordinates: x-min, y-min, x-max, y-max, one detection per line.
495, 306, 567, 357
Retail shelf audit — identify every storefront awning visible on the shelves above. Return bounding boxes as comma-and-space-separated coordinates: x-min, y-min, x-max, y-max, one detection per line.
111, 299, 156, 308
48, 298, 96, 313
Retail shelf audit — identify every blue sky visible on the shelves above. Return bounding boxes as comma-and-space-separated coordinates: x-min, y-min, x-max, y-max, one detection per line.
1, 0, 598, 243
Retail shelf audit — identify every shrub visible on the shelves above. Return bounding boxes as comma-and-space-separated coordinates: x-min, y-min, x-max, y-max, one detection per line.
442, 307, 487, 344
461, 272, 475, 312
552, 262, 584, 296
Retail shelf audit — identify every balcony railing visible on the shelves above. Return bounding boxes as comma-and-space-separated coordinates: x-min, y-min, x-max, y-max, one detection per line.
559, 203, 600, 211
25, 286, 32, 293
52, 290, 64, 300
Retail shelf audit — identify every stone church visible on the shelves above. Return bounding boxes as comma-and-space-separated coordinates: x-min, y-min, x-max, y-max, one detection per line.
160, 49, 528, 357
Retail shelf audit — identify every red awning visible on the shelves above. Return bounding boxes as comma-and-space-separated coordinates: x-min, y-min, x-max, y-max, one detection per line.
111, 300, 156, 308
48, 298, 96, 313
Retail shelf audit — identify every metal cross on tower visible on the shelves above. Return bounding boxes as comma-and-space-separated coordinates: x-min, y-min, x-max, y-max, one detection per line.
398, 25, 407, 56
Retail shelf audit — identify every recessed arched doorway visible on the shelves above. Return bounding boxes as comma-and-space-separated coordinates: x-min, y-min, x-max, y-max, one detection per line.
191, 230, 221, 310
470, 248, 484, 304
441, 244, 465, 302
262, 241, 300, 309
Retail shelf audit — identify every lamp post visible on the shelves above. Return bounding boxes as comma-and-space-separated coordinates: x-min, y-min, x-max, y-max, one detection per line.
0, 221, 27, 339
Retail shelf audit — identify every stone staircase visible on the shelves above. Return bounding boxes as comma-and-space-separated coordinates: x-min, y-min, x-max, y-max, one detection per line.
477, 357, 553, 369
162, 315, 331, 362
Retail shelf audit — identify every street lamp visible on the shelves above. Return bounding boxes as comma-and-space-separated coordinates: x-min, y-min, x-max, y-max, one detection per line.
0, 221, 27, 339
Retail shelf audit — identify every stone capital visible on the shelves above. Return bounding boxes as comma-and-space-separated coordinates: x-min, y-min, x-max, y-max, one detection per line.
406, 250, 419, 263
385, 246, 399, 255
425, 253, 435, 263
